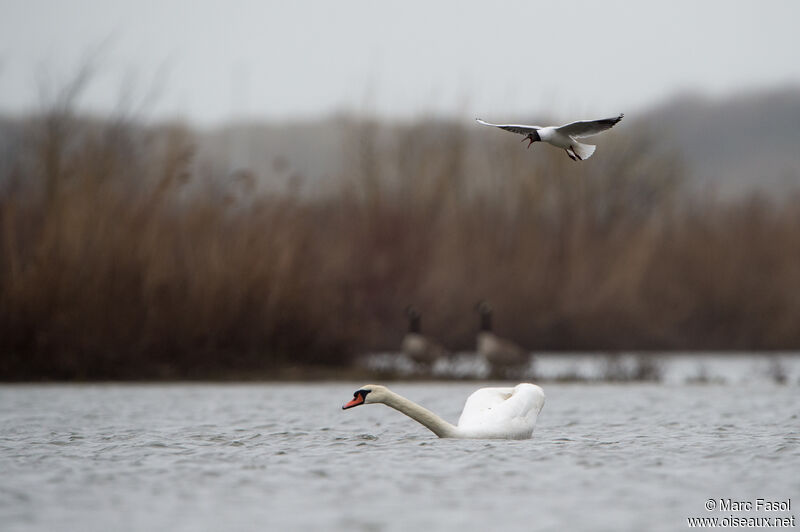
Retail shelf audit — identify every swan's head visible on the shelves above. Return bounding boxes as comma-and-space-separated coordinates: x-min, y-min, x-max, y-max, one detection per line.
342, 384, 388, 410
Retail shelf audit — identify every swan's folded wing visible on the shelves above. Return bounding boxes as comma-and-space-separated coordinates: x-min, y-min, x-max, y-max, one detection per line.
457, 384, 544, 430
457, 387, 513, 428
511, 383, 546, 424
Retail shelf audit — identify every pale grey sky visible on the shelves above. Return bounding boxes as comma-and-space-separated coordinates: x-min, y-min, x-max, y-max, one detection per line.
1, 0, 799, 125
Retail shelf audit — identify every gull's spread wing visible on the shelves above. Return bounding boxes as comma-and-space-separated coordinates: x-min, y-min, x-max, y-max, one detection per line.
475, 118, 541, 136
556, 114, 624, 138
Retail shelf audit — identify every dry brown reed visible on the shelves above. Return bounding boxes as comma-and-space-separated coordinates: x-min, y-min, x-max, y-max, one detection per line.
2, 100, 800, 379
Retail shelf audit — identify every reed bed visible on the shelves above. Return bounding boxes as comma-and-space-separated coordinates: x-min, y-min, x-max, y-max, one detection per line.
1, 105, 799, 379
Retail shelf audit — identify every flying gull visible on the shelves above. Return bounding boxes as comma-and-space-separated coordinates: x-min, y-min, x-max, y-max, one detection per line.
475, 114, 623, 161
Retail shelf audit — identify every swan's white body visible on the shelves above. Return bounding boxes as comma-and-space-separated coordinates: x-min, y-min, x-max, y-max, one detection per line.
342, 383, 545, 440
476, 114, 623, 160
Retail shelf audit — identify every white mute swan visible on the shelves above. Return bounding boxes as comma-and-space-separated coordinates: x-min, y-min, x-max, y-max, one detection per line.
342, 383, 545, 440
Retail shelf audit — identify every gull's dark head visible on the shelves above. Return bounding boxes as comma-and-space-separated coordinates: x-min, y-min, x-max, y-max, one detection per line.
522, 130, 541, 149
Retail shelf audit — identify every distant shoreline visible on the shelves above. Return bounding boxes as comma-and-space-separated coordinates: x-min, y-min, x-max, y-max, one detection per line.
3, 352, 798, 384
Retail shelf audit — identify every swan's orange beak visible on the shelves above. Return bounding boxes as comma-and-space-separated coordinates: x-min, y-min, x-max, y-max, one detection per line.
342, 394, 365, 409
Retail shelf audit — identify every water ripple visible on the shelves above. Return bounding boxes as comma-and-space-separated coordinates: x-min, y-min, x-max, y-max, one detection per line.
0, 382, 797, 532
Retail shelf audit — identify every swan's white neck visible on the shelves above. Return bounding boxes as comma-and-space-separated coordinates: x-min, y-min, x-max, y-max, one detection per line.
380, 389, 458, 438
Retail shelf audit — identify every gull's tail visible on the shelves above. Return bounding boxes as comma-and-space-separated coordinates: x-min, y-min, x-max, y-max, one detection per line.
572, 142, 596, 160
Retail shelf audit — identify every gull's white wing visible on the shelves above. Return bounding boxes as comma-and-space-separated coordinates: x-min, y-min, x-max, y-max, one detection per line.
475, 118, 541, 136
556, 113, 624, 138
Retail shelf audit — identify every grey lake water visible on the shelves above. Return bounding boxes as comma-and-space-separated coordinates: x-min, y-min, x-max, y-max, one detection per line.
1, 358, 799, 531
